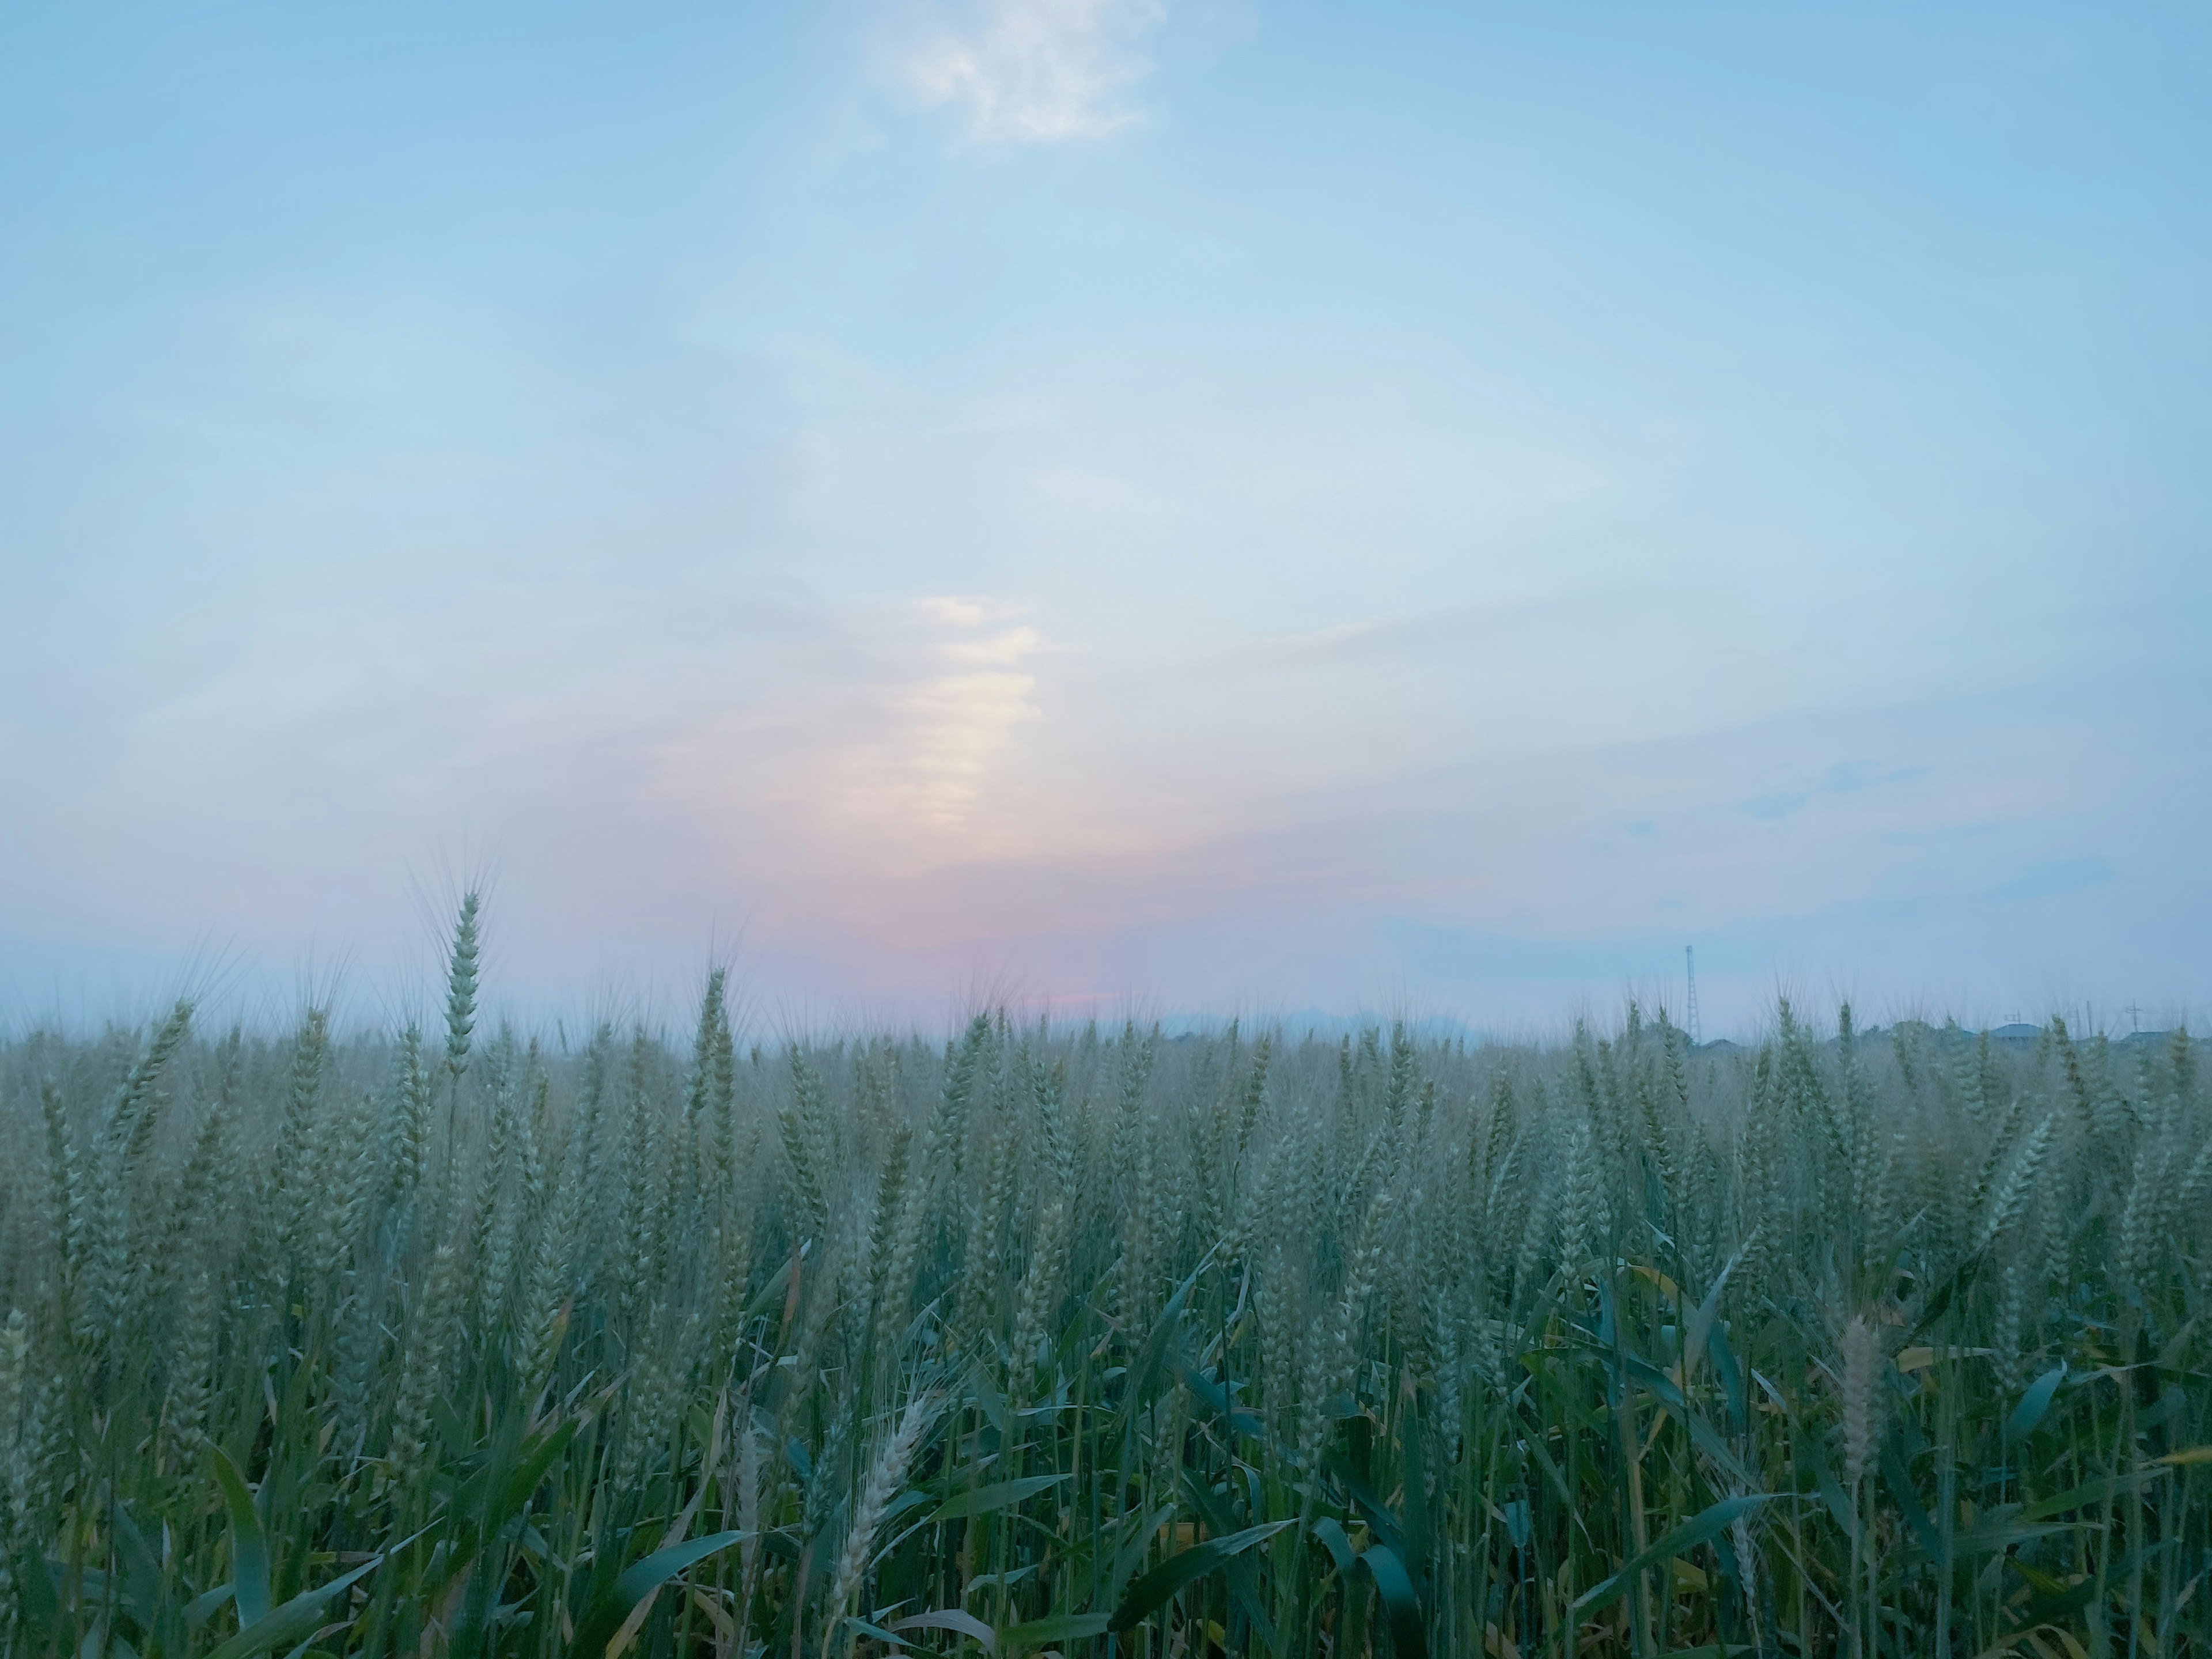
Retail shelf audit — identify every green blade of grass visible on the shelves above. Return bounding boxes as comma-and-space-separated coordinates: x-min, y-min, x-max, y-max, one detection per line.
569, 1530, 750, 1656
931, 1473, 1072, 1523
1107, 1520, 1293, 1634
203, 1555, 380, 1659
209, 1446, 271, 1628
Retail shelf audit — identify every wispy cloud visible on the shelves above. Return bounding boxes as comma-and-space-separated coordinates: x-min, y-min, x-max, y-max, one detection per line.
897, 0, 1167, 143
1988, 858, 2114, 902
1210, 589, 1687, 673
901, 610, 1046, 827
1742, 760, 1927, 822
940, 623, 1044, 666
910, 596, 999, 627
706, 597, 1052, 862
1741, 790, 1811, 823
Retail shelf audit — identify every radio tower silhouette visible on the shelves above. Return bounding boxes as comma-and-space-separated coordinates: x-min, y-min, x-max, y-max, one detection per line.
1684, 945, 1702, 1047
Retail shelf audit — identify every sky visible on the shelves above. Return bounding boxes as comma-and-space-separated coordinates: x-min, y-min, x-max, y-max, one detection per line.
3, 0, 2209, 1036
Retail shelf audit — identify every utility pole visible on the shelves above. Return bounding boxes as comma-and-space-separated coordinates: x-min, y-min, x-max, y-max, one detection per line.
1685, 945, 1702, 1047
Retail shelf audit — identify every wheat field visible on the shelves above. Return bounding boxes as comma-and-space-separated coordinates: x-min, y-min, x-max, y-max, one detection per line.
2, 899, 2207, 1657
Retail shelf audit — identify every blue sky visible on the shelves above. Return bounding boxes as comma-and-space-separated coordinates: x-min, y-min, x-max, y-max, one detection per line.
3, 1, 2207, 1033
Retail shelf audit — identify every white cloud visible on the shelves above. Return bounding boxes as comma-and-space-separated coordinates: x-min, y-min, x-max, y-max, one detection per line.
911, 594, 991, 626
940, 623, 1043, 665
899, 0, 1167, 143
900, 653, 1043, 827
680, 601, 1051, 865
893, 613, 1044, 831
